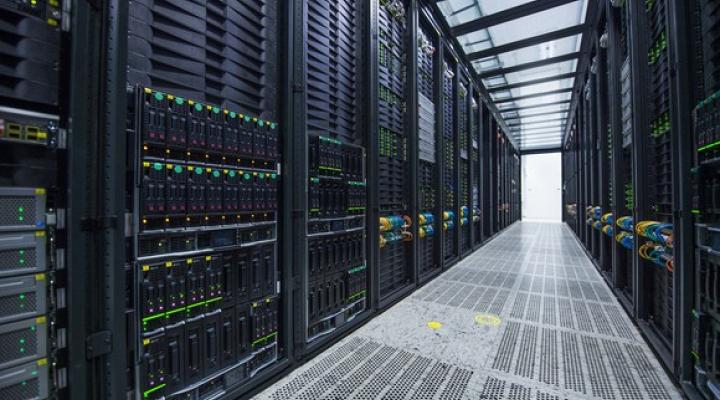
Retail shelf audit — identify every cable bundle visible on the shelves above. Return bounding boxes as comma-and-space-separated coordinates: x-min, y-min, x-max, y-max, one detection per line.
418, 212, 434, 239
635, 221, 673, 248
593, 221, 603, 230
616, 231, 634, 249
379, 215, 412, 248
639, 242, 674, 272
472, 206, 481, 222
602, 225, 614, 237
593, 206, 602, 220
601, 213, 614, 225
443, 210, 456, 231
460, 206, 469, 226
616, 216, 634, 232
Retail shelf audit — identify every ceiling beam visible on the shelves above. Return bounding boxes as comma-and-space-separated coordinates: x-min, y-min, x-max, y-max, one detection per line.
498, 100, 572, 114
452, 0, 580, 37
467, 24, 586, 61
504, 109, 569, 120
507, 118, 567, 127
487, 73, 578, 93
493, 88, 574, 104
478, 52, 582, 78
514, 124, 566, 132
515, 130, 565, 137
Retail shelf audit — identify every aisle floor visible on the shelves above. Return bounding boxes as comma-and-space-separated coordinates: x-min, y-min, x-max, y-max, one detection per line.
257, 222, 682, 400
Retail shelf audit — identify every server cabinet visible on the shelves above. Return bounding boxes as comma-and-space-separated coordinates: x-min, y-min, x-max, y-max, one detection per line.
441, 50, 459, 266
374, 0, 415, 304
417, 13, 442, 281
292, 0, 370, 355
124, 1, 285, 398
471, 90, 482, 247
0, 1, 66, 399
458, 71, 471, 256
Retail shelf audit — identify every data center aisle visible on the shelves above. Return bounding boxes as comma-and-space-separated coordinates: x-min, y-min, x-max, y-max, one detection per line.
257, 222, 681, 400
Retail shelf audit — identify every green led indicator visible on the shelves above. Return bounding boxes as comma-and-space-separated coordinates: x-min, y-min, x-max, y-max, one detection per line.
153, 163, 163, 171
258, 120, 265, 127
21, 381, 27, 386
30, 326, 35, 332
230, 112, 237, 118
195, 103, 202, 112
19, 348, 25, 353
243, 173, 251, 181
18, 207, 24, 212
270, 123, 277, 129
174, 165, 182, 174
19, 250, 24, 255
18, 216, 24, 222
195, 167, 203, 175
213, 107, 220, 114
271, 173, 277, 180
213, 170, 220, 178
31, 371, 37, 376
19, 294, 25, 300
229, 171, 236, 177
154, 92, 163, 101
175, 97, 184, 105
19, 339, 25, 344
19, 259, 25, 264
258, 174, 264, 180
244, 116, 251, 122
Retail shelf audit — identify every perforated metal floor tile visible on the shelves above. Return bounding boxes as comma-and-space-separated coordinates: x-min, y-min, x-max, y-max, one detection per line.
256, 223, 681, 400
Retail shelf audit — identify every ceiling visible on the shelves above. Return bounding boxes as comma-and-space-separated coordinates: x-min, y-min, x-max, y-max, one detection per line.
436, 0, 589, 151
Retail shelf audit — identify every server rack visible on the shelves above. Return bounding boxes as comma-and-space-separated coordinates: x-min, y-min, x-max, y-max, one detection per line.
563, 1, 713, 396
123, 1, 287, 399
471, 89, 482, 248
416, 13, 442, 282
293, 0, 371, 357
458, 71, 471, 256
441, 48, 459, 267
0, 1, 67, 399
374, 0, 416, 305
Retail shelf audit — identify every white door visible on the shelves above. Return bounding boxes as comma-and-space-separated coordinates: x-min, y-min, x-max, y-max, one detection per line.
522, 153, 562, 222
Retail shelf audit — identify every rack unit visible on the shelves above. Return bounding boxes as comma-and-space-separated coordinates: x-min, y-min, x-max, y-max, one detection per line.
441, 54, 458, 265
376, 0, 413, 302
691, 0, 720, 397
417, 18, 441, 280
458, 72, 471, 255
0, 1, 65, 399
298, 0, 369, 351
124, 1, 283, 398
471, 92, 482, 247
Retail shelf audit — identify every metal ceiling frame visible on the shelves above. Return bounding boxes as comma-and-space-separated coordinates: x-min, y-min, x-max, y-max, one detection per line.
487, 72, 578, 92
504, 109, 570, 119
466, 24, 586, 60
507, 117, 567, 127
435, 0, 591, 150
493, 87, 574, 103
498, 99, 571, 114
478, 51, 582, 78
450, 0, 581, 37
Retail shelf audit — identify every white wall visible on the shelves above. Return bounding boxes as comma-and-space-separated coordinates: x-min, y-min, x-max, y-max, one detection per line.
522, 153, 562, 222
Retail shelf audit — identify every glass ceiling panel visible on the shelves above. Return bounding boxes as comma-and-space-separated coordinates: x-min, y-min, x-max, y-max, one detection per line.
502, 60, 578, 84
502, 78, 575, 98
485, 35, 582, 69
482, 3, 586, 47
437, 0, 588, 150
